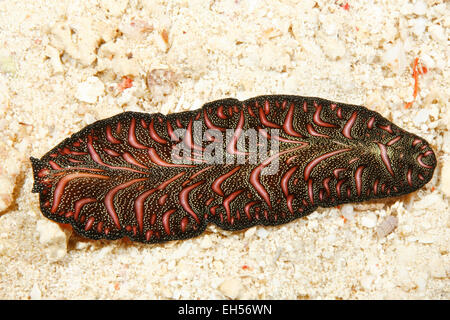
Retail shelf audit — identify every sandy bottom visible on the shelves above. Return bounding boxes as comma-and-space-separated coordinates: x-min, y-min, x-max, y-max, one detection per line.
0, 0, 448, 299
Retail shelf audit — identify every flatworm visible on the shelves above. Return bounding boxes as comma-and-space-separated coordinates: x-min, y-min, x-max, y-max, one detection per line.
31, 95, 436, 244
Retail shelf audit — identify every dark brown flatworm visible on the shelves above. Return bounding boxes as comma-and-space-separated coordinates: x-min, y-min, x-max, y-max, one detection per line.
31, 95, 436, 243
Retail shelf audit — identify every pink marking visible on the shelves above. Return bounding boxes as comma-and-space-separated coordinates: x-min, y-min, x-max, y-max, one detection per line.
128, 118, 148, 149
148, 119, 167, 144
157, 171, 186, 190
217, 105, 228, 119
387, 136, 402, 146
87, 135, 148, 174
342, 111, 357, 139
250, 144, 308, 209
412, 138, 422, 147
180, 179, 191, 188
244, 201, 258, 221
373, 179, 379, 195
223, 189, 244, 223
378, 124, 393, 134
150, 214, 157, 225
306, 124, 330, 138
180, 216, 189, 233
134, 188, 157, 233
236, 209, 241, 221
227, 110, 249, 156
205, 197, 214, 206
209, 205, 219, 216
122, 152, 149, 169
189, 166, 213, 180
286, 194, 294, 214
307, 179, 314, 205
85, 217, 95, 231
140, 119, 148, 128
179, 181, 204, 224
73, 197, 97, 220
96, 221, 103, 233
376, 142, 394, 176
304, 149, 351, 181
303, 101, 308, 112
105, 178, 147, 230
104, 148, 120, 157
49, 161, 62, 170
158, 194, 168, 205
162, 209, 176, 235
148, 148, 195, 168
145, 230, 153, 241
263, 100, 270, 115
37, 169, 49, 178
313, 103, 337, 128
367, 117, 375, 129
348, 157, 359, 165
166, 121, 180, 141
247, 104, 256, 117
418, 174, 424, 181
282, 103, 304, 138
330, 103, 337, 111
286, 155, 298, 164
354, 166, 365, 196
66, 149, 88, 156
337, 108, 343, 119
106, 125, 121, 144
171, 152, 208, 164
281, 166, 298, 197
116, 122, 122, 134
417, 154, 433, 169
176, 119, 183, 128
282, 100, 287, 110
51, 173, 108, 214
323, 177, 331, 198
184, 119, 204, 152
259, 107, 280, 128
336, 179, 346, 198
212, 166, 241, 196
204, 108, 226, 132
258, 128, 305, 144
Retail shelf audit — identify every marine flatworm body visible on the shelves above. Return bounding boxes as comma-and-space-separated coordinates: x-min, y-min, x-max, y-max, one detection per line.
31, 95, 436, 243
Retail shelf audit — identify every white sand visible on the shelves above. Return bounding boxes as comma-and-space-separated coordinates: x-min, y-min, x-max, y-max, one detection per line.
0, 0, 448, 299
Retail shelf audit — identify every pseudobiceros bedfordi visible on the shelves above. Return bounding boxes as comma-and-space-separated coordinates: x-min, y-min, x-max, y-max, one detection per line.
31, 95, 436, 244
